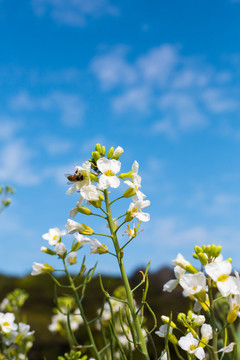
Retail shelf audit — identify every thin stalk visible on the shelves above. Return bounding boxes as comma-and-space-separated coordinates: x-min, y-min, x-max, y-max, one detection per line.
208, 278, 219, 360
104, 190, 150, 360
63, 261, 101, 360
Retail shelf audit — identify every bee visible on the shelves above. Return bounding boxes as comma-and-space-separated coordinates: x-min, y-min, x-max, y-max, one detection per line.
65, 172, 85, 183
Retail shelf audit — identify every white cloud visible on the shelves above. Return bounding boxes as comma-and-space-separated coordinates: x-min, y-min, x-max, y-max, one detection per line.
32, 0, 119, 26
90, 46, 137, 90
0, 139, 40, 185
137, 44, 179, 86
0, 118, 22, 139
112, 86, 151, 113
10, 91, 85, 126
202, 89, 238, 113
149, 216, 240, 249
38, 135, 72, 155
91, 44, 240, 138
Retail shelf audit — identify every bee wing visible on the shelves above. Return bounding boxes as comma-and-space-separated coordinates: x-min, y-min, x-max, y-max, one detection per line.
64, 174, 73, 184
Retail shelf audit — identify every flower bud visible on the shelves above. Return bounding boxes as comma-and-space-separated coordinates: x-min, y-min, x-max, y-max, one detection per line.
41, 247, 56, 255
125, 211, 134, 222
161, 315, 177, 329
107, 147, 114, 158
95, 143, 101, 153
195, 289, 206, 303
78, 206, 92, 215
169, 333, 178, 345
89, 199, 102, 208
101, 146, 105, 156
89, 173, 99, 182
92, 151, 101, 162
123, 187, 136, 198
112, 146, 124, 160
80, 224, 94, 235
198, 252, 208, 265
177, 313, 186, 324
194, 245, 202, 254
227, 309, 238, 324
185, 264, 198, 274
119, 171, 133, 179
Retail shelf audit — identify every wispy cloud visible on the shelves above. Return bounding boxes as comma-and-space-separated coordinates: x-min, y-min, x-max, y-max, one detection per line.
91, 44, 239, 138
32, 0, 119, 26
10, 91, 85, 126
0, 139, 40, 185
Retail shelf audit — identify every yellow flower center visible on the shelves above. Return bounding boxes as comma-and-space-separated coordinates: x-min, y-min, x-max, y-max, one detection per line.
104, 170, 115, 176
189, 344, 197, 351
217, 274, 229, 282
53, 235, 58, 240
3, 322, 9, 327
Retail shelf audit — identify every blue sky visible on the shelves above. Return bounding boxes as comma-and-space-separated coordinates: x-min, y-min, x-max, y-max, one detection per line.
1, 0, 240, 276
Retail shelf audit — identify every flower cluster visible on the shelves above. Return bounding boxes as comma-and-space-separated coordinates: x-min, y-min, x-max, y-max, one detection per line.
157, 244, 239, 359
32, 144, 150, 274
0, 290, 34, 360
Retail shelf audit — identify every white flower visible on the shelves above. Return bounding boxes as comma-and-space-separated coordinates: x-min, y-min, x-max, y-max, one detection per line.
217, 342, 236, 353
127, 197, 150, 222
31, 262, 54, 276
66, 161, 91, 195
191, 313, 205, 326
18, 322, 35, 338
155, 324, 172, 338
74, 233, 92, 246
124, 161, 146, 201
55, 242, 66, 256
178, 332, 205, 360
172, 253, 190, 268
42, 228, 66, 245
180, 272, 207, 297
66, 251, 77, 265
113, 146, 124, 159
205, 260, 238, 296
97, 158, 121, 189
90, 238, 108, 254
66, 219, 84, 234
201, 324, 212, 340
163, 265, 186, 292
159, 351, 168, 360
0, 312, 17, 333
80, 183, 100, 201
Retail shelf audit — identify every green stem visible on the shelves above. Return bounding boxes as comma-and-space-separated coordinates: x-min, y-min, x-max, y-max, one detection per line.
208, 278, 219, 360
104, 190, 150, 360
63, 261, 101, 360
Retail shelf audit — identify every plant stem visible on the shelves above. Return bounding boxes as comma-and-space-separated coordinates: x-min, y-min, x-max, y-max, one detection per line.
104, 189, 150, 360
63, 261, 101, 360
208, 278, 219, 360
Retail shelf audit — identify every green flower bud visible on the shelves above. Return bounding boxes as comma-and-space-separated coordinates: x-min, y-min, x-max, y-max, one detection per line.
185, 264, 198, 274
107, 147, 114, 158
123, 187, 136, 198
41, 247, 56, 255
78, 206, 92, 215
194, 245, 202, 254
192, 253, 198, 259
125, 211, 133, 222
79, 224, 94, 235
161, 315, 177, 329
177, 313, 186, 324
92, 151, 101, 162
198, 252, 208, 265
119, 171, 133, 179
89, 200, 102, 208
169, 333, 178, 345
216, 245, 222, 257
89, 173, 99, 182
95, 143, 101, 153
101, 146, 106, 156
